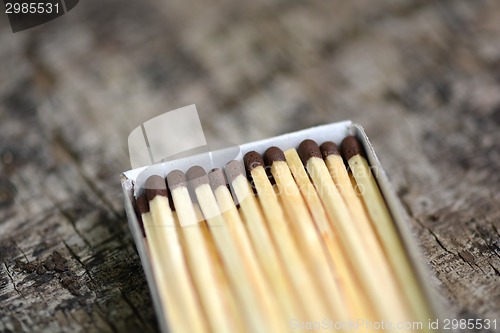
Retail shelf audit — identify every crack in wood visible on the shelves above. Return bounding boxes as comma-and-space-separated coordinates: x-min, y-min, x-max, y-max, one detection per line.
119, 287, 148, 327
488, 263, 500, 276
61, 239, 96, 287
3, 262, 23, 299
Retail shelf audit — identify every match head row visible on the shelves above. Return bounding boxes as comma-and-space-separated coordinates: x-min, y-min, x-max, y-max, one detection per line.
245, 135, 363, 170
136, 136, 365, 211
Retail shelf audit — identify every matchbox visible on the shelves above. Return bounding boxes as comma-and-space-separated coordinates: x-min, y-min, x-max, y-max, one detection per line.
121, 120, 441, 333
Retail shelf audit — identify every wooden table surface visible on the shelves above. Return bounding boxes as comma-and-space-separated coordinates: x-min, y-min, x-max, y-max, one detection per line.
1, 0, 499, 332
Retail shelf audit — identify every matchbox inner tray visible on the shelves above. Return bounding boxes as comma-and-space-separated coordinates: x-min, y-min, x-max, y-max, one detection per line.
121, 120, 440, 333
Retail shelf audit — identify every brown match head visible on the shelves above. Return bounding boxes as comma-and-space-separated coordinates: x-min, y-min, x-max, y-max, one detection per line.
144, 175, 168, 201
320, 141, 340, 158
136, 193, 150, 214
263, 146, 286, 166
297, 139, 322, 164
208, 168, 227, 191
166, 170, 187, 190
186, 165, 209, 188
225, 160, 246, 183
341, 136, 364, 161
244, 151, 265, 172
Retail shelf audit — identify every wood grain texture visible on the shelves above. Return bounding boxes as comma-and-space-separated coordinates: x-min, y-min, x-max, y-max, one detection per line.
1, 0, 499, 332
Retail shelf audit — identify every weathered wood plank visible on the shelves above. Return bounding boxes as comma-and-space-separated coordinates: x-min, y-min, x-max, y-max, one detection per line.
1, 0, 499, 332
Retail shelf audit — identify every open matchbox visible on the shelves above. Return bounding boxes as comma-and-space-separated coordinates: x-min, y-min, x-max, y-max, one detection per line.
121, 120, 441, 332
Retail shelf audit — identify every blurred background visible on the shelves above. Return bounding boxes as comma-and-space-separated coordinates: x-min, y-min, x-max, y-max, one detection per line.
1, 0, 499, 332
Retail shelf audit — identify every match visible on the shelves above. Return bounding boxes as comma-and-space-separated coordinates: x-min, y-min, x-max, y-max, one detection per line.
166, 170, 239, 333
262, 147, 349, 323
284, 147, 375, 323
224, 160, 306, 322
136, 192, 195, 333
186, 166, 287, 333
320, 141, 414, 322
142, 175, 208, 333
243, 151, 334, 323
340, 135, 432, 324
207, 168, 292, 326
297, 139, 411, 327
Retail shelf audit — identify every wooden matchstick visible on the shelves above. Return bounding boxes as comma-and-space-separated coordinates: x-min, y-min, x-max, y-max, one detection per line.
320, 142, 414, 320
224, 160, 306, 322
297, 139, 411, 325
263, 147, 349, 322
207, 168, 290, 328
136, 192, 194, 333
341, 136, 432, 323
283, 147, 375, 323
166, 170, 239, 333
320, 141, 392, 267
186, 166, 287, 333
143, 176, 209, 333
243, 151, 334, 322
